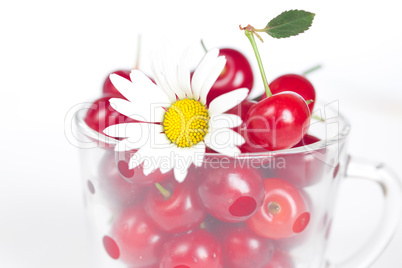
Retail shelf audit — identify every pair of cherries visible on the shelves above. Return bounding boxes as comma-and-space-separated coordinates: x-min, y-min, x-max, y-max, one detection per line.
226, 73, 316, 152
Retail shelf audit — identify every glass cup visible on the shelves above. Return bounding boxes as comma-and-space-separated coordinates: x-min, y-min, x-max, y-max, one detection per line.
69, 100, 402, 268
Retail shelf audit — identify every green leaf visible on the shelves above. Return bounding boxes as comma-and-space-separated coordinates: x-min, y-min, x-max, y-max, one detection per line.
265, 10, 315, 39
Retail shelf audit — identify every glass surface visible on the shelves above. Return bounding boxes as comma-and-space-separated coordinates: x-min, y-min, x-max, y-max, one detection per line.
75, 102, 351, 268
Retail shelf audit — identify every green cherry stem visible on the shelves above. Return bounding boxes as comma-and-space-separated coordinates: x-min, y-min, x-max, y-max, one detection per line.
201, 39, 209, 53
312, 114, 325, 122
200, 222, 206, 229
302, 64, 322, 76
251, 95, 262, 102
155, 183, 171, 199
241, 25, 272, 97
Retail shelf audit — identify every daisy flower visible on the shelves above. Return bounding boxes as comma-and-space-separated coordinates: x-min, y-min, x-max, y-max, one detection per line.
103, 46, 249, 182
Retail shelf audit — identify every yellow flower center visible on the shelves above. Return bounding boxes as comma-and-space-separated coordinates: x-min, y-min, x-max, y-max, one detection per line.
163, 98, 209, 148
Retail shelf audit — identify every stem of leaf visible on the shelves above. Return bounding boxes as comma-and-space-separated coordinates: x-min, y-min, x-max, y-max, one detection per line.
254, 27, 270, 32
244, 30, 272, 97
155, 183, 171, 199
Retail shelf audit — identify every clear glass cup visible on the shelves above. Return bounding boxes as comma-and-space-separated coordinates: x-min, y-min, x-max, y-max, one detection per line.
70, 101, 402, 268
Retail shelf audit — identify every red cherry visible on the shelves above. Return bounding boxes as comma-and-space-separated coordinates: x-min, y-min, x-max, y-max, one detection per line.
274, 134, 327, 188
106, 206, 168, 266
206, 147, 218, 153
263, 250, 295, 268
261, 74, 316, 112
274, 190, 313, 250
202, 213, 237, 234
245, 92, 310, 150
293, 133, 320, 147
102, 70, 131, 98
198, 164, 265, 222
115, 150, 172, 185
235, 124, 267, 153
206, 48, 253, 105
85, 95, 136, 135
103, 236, 120, 259
160, 229, 222, 268
98, 151, 148, 209
219, 224, 275, 268
145, 174, 206, 233
223, 99, 266, 153
246, 178, 310, 239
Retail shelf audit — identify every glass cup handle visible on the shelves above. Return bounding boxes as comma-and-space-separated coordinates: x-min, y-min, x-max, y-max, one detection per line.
327, 156, 402, 268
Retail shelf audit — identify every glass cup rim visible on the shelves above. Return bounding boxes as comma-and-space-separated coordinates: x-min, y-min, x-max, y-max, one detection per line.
74, 101, 351, 159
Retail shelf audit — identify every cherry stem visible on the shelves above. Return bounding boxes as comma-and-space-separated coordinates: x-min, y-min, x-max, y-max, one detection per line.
134, 34, 142, 70
267, 201, 281, 215
311, 114, 325, 122
241, 26, 272, 97
251, 95, 262, 102
155, 183, 171, 199
199, 222, 206, 229
201, 39, 208, 53
302, 64, 322, 76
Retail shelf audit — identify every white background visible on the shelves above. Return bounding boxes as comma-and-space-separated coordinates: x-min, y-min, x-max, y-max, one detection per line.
1, 0, 402, 267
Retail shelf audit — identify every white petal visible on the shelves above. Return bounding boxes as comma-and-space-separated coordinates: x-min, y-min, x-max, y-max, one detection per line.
103, 122, 159, 138
191, 48, 220, 100
110, 71, 172, 119
128, 146, 147, 169
210, 127, 245, 146
178, 46, 193, 98
152, 45, 188, 101
142, 147, 169, 176
106, 123, 163, 151
143, 162, 157, 176
109, 73, 136, 102
209, 114, 242, 129
161, 44, 186, 99
109, 98, 166, 123
126, 130, 174, 172
204, 128, 244, 157
174, 165, 188, 183
199, 56, 226, 104
129, 70, 172, 104
204, 139, 241, 158
128, 141, 171, 170
168, 146, 198, 182
192, 142, 206, 167
160, 165, 174, 174
157, 147, 175, 174
114, 139, 142, 152
208, 88, 249, 115
151, 52, 177, 102
175, 147, 195, 169
152, 131, 175, 149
